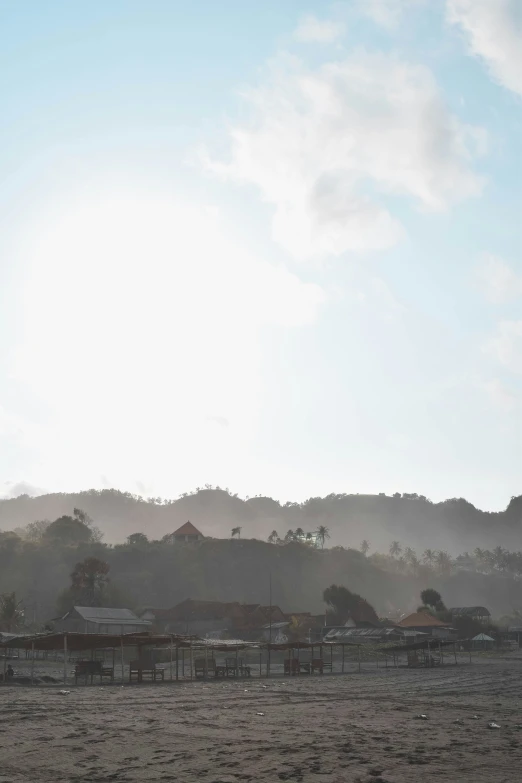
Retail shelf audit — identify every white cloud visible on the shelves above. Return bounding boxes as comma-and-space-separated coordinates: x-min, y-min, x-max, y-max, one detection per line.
482, 378, 520, 412
447, 0, 522, 96
10, 193, 325, 492
484, 320, 522, 374
358, 0, 426, 30
210, 51, 485, 260
477, 254, 522, 303
294, 14, 345, 43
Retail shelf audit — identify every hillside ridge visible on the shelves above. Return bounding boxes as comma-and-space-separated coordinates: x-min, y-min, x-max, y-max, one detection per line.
1, 487, 521, 552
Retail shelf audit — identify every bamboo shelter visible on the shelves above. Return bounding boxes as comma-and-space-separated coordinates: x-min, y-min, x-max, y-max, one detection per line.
1, 632, 469, 685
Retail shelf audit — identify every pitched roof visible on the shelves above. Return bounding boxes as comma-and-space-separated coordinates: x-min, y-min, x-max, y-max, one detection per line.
472, 633, 494, 641
450, 606, 491, 617
160, 599, 243, 622
398, 611, 450, 628
172, 521, 203, 537
71, 606, 150, 625
325, 626, 403, 640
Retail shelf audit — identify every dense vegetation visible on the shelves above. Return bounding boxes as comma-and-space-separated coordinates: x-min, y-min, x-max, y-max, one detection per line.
2, 503, 522, 630
1, 487, 521, 552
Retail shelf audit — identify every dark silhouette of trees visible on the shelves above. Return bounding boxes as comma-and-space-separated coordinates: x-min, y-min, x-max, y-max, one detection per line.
43, 515, 94, 546
419, 588, 446, 614
57, 557, 111, 612
323, 584, 379, 624
127, 533, 148, 546
0, 592, 24, 631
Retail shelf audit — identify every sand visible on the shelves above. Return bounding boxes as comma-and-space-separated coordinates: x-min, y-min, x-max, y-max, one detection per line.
1, 658, 522, 782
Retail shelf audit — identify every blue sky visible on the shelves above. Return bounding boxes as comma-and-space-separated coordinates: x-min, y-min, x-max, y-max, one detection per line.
0, 0, 520, 510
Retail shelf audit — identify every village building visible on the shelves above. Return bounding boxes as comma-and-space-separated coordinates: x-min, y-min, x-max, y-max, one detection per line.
53, 606, 152, 635
171, 521, 205, 543
397, 611, 454, 639
155, 599, 286, 639
324, 626, 409, 644
450, 606, 491, 623
471, 632, 495, 650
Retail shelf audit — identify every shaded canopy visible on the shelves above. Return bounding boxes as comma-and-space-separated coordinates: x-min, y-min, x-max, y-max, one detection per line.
0, 632, 196, 652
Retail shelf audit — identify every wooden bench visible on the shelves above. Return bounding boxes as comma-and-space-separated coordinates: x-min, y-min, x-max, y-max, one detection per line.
129, 660, 165, 683
225, 657, 251, 677
74, 660, 114, 685
194, 658, 216, 678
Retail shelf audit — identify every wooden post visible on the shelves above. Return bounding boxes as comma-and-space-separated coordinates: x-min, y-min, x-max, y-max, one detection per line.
297, 645, 300, 676
204, 644, 209, 680
453, 642, 457, 665
358, 645, 361, 673
267, 644, 271, 678
439, 640, 443, 665
121, 638, 124, 684
190, 641, 194, 680
176, 645, 179, 681
63, 634, 68, 686
259, 651, 262, 678
235, 645, 239, 678
331, 644, 333, 673
31, 640, 35, 686
170, 638, 173, 681
182, 647, 185, 678
469, 646, 472, 664
3, 644, 7, 681
341, 644, 345, 674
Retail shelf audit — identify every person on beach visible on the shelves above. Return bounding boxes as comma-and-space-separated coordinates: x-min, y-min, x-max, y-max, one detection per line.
6, 664, 14, 679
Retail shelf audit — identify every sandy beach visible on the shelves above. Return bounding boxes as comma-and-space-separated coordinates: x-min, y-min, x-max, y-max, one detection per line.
1, 657, 521, 782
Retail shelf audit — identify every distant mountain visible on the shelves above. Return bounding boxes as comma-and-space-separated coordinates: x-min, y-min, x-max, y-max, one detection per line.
1, 487, 521, 553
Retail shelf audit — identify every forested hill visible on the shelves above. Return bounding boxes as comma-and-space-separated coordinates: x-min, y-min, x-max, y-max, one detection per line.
0, 488, 521, 553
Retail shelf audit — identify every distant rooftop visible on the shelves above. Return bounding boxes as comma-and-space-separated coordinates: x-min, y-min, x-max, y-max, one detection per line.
450, 606, 490, 617
172, 521, 204, 537
68, 606, 150, 625
398, 611, 450, 628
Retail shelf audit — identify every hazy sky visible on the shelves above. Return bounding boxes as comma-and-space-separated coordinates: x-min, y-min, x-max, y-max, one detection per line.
0, 0, 520, 510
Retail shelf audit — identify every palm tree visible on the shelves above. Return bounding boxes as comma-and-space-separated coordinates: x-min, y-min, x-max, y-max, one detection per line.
423, 548, 435, 567
284, 529, 295, 542
231, 526, 242, 539
404, 547, 417, 565
267, 530, 279, 544
316, 526, 330, 549
389, 541, 402, 558
360, 540, 370, 556
294, 527, 305, 540
407, 551, 420, 576
435, 550, 452, 574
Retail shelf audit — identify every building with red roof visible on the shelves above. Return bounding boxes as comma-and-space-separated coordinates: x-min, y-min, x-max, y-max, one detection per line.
172, 521, 205, 543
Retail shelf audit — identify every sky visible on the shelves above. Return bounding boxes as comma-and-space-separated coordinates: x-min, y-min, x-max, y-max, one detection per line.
0, 0, 520, 510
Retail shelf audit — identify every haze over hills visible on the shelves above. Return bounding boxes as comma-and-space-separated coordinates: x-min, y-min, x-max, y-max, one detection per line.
1, 487, 521, 553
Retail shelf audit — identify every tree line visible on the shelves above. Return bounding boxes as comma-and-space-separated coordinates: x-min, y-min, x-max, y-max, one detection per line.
3, 508, 522, 633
